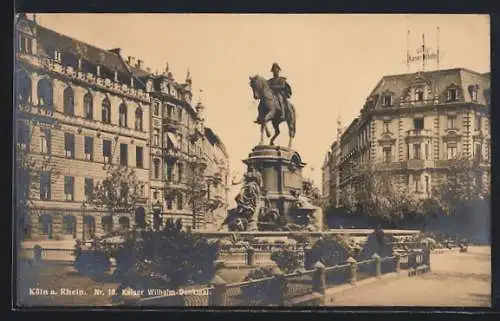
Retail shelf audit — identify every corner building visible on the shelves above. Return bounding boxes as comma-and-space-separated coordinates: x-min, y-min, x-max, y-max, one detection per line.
14, 15, 230, 240
332, 68, 490, 205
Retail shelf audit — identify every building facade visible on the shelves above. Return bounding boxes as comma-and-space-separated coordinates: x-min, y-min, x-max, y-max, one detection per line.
321, 140, 340, 208
323, 68, 490, 207
14, 14, 230, 240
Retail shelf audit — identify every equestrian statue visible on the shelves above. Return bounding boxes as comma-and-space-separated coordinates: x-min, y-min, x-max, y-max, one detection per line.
249, 63, 296, 148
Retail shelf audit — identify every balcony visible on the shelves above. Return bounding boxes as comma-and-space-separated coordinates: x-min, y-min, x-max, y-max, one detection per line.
163, 117, 181, 132
407, 129, 432, 137
406, 159, 435, 170
164, 148, 181, 160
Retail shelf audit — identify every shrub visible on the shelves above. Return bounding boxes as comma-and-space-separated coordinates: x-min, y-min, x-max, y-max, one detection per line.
306, 235, 354, 269
74, 249, 111, 277
270, 249, 303, 273
241, 267, 286, 303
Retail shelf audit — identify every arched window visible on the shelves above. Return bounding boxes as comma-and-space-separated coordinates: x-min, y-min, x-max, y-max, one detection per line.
153, 158, 160, 179
135, 108, 143, 131
17, 71, 31, 104
37, 78, 53, 108
119, 103, 127, 127
153, 101, 160, 116
84, 92, 93, 120
63, 86, 75, 115
102, 98, 111, 124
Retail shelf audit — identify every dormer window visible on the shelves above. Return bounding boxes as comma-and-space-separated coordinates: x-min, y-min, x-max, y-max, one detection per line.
447, 89, 457, 102
54, 49, 62, 62
415, 88, 424, 102
469, 85, 479, 102
382, 94, 393, 107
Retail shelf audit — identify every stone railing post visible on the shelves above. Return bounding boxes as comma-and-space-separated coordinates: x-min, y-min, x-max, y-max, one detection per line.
394, 254, 401, 273
209, 275, 228, 306
312, 261, 326, 293
346, 256, 357, 284
33, 245, 43, 264
372, 253, 381, 278
246, 247, 255, 266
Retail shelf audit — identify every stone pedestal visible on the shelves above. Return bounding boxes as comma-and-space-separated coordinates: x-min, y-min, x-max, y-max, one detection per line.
244, 145, 306, 227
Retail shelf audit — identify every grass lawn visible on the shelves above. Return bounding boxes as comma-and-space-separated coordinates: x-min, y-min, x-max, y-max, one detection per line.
16, 260, 121, 307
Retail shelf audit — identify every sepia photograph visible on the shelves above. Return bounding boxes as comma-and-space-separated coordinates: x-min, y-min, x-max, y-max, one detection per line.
13, 13, 490, 308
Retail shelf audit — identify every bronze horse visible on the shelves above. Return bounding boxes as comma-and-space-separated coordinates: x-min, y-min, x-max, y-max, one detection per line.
249, 75, 296, 148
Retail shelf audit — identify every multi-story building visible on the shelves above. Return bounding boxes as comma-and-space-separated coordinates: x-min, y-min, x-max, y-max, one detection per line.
321, 140, 341, 208
14, 14, 230, 239
325, 68, 490, 207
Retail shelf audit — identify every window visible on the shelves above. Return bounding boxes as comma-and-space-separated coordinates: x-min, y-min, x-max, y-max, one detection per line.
102, 98, 111, 124
415, 88, 424, 102
84, 136, 93, 160
447, 142, 458, 159
447, 89, 457, 102
119, 103, 127, 127
413, 118, 424, 130
153, 159, 160, 179
382, 94, 392, 107
414, 174, 421, 192
40, 129, 50, 154
63, 87, 75, 116
413, 144, 421, 160
167, 164, 173, 181
37, 78, 53, 108
103, 139, 112, 163
178, 108, 183, 122
178, 163, 183, 182
167, 105, 173, 118
447, 115, 456, 129
18, 34, 32, 54
135, 108, 143, 131
136, 146, 143, 168
425, 144, 429, 160
84, 92, 93, 120
153, 129, 159, 146
64, 133, 75, 159
40, 172, 51, 200
425, 176, 430, 195
475, 115, 481, 131
120, 143, 128, 166
177, 193, 183, 210
474, 144, 482, 162
64, 176, 74, 201
167, 195, 173, 209
17, 123, 30, 152
383, 147, 391, 163
84, 177, 93, 201
17, 71, 31, 104
471, 87, 478, 101
485, 143, 490, 160
383, 120, 390, 133
153, 102, 160, 116
153, 190, 158, 200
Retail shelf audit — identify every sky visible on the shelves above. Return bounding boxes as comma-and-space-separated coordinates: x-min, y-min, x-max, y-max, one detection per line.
32, 14, 490, 198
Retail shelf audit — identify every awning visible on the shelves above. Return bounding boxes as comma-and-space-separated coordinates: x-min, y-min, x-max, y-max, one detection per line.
166, 132, 180, 150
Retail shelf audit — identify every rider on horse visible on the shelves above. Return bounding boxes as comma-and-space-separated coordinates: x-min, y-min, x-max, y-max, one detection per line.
255, 62, 291, 123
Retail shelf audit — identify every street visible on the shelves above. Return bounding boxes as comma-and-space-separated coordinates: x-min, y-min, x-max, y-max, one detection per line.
326, 246, 491, 307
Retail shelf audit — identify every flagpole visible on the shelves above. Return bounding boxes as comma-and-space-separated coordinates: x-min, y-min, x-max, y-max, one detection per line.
436, 26, 440, 71
422, 33, 426, 72
406, 30, 411, 73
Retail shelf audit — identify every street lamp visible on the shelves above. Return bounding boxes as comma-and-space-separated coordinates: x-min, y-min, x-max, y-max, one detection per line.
81, 201, 87, 243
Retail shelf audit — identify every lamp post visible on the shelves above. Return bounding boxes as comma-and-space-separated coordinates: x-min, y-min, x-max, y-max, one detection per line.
81, 201, 87, 242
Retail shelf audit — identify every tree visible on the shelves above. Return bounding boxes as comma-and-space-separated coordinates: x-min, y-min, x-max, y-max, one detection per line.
342, 162, 416, 226
185, 157, 209, 230
431, 156, 490, 239
87, 159, 143, 231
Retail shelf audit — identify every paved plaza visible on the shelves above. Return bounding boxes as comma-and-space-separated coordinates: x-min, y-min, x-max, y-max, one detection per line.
326, 246, 491, 307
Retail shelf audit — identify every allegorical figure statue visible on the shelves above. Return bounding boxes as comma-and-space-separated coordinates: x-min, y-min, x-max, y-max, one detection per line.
249, 63, 296, 148
222, 167, 264, 231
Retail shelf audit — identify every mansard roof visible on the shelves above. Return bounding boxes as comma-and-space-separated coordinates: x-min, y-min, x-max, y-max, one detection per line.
366, 68, 490, 108
205, 127, 228, 158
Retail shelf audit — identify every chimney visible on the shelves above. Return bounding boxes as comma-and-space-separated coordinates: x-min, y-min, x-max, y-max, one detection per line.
109, 48, 121, 55
136, 59, 143, 68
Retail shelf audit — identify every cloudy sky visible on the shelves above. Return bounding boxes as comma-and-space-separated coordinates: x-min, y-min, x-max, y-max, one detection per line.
33, 14, 490, 197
